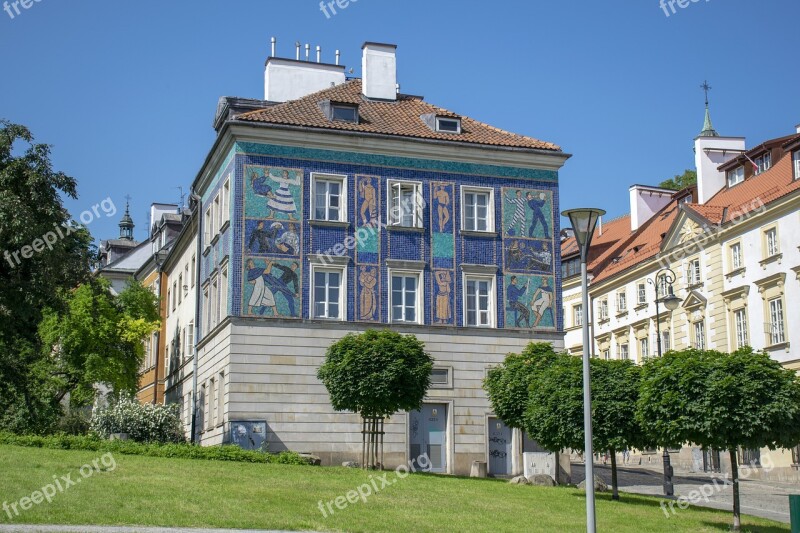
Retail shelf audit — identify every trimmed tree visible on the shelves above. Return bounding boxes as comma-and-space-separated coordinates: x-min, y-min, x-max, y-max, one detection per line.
638, 348, 800, 531
524, 354, 648, 498
317, 330, 433, 469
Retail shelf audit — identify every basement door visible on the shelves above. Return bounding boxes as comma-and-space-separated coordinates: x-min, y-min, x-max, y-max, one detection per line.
409, 403, 448, 473
488, 417, 513, 476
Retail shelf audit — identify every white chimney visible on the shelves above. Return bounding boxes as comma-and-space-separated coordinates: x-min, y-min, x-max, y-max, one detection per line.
361, 42, 397, 101
629, 185, 674, 232
694, 135, 746, 204
264, 51, 345, 103
796, 123, 800, 134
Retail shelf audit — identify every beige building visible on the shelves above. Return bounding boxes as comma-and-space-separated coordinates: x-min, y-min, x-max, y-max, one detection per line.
562, 115, 800, 480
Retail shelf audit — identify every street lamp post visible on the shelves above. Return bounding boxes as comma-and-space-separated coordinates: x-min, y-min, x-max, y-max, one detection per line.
562, 208, 605, 533
647, 268, 681, 497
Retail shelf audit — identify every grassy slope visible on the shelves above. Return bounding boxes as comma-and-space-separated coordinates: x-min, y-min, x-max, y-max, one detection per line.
0, 445, 787, 533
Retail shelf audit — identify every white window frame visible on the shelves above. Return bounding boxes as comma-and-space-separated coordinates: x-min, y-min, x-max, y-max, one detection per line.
216, 371, 224, 427
389, 269, 423, 325
599, 299, 609, 320
617, 290, 627, 313
186, 321, 194, 358
637, 282, 647, 305
734, 308, 748, 348
793, 150, 800, 180
190, 255, 196, 288
730, 242, 742, 271
221, 177, 230, 226
619, 343, 629, 360
687, 258, 701, 285
661, 330, 671, 353
461, 186, 495, 233
311, 173, 348, 222
435, 117, 462, 134
207, 378, 215, 431
387, 180, 423, 228
220, 264, 228, 322
755, 152, 772, 175
310, 264, 346, 321
573, 304, 583, 328
602, 350, 610, 361
640, 337, 649, 359
202, 285, 210, 333
727, 166, 744, 187
213, 193, 221, 235
463, 273, 496, 328
765, 227, 779, 257
204, 206, 213, 245
694, 321, 706, 350
769, 297, 786, 345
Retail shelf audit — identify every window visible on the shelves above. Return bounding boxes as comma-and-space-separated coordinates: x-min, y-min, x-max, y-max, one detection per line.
687, 259, 701, 285
211, 276, 219, 327
200, 383, 207, 431
734, 309, 748, 348
221, 178, 230, 226
754, 152, 772, 175
599, 300, 609, 320
794, 150, 800, 180
462, 187, 493, 233
637, 283, 647, 305
694, 321, 706, 350
436, 117, 461, 133
727, 166, 744, 187
562, 258, 580, 278
202, 286, 210, 332
765, 228, 779, 257
661, 331, 671, 353
390, 272, 421, 324
178, 274, 183, 304
640, 337, 649, 359
617, 290, 627, 313
331, 104, 358, 123
602, 350, 610, 361
465, 276, 494, 327
207, 378, 215, 431
213, 194, 221, 234
204, 206, 212, 245
173, 281, 178, 310
619, 344, 629, 360
312, 174, 346, 222
431, 368, 451, 386
220, 265, 228, 321
184, 393, 191, 426
187, 322, 194, 358
388, 181, 423, 228
313, 268, 344, 320
769, 298, 786, 345
730, 242, 742, 271
166, 288, 171, 317
190, 256, 196, 288
215, 373, 223, 426
573, 305, 583, 328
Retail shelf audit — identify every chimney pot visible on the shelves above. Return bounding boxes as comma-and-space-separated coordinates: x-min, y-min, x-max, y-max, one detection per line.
271, 37, 276, 58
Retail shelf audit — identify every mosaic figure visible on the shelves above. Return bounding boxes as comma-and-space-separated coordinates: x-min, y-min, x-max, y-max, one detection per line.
506, 276, 531, 328
268, 170, 300, 220
247, 221, 281, 254
359, 178, 378, 225
434, 270, 452, 323
247, 259, 277, 316
250, 171, 276, 218
530, 278, 553, 328
275, 223, 300, 255
359, 266, 378, 321
434, 185, 451, 233
246, 259, 300, 317
504, 239, 553, 274
527, 192, 550, 239
505, 190, 527, 237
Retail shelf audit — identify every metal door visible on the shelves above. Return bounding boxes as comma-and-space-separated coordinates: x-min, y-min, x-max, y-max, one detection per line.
409, 404, 448, 473
488, 417, 512, 476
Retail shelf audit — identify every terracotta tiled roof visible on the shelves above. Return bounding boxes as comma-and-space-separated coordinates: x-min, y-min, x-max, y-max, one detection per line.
235, 79, 561, 151
682, 204, 726, 224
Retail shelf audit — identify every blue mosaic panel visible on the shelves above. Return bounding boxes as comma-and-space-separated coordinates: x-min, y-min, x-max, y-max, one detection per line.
244, 166, 303, 222
242, 257, 301, 318
431, 270, 455, 325
503, 274, 556, 330
501, 188, 554, 240
356, 265, 380, 322
355, 176, 381, 254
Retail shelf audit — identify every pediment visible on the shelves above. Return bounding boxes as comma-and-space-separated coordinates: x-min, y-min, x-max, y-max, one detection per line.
682, 290, 707, 310
661, 208, 713, 253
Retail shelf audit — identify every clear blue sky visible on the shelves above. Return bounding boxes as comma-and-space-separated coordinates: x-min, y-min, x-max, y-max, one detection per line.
2, 0, 797, 243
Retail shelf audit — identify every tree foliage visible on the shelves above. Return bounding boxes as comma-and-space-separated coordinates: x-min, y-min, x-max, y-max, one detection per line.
659, 169, 697, 191
0, 120, 95, 433
317, 329, 434, 418
638, 347, 800, 529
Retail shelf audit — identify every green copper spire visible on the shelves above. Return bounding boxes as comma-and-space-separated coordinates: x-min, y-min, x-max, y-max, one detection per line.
698, 80, 719, 137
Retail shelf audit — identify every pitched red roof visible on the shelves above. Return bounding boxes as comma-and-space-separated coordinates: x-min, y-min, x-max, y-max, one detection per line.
235, 79, 561, 151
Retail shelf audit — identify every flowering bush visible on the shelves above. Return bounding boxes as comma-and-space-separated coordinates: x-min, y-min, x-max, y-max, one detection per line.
90, 396, 184, 444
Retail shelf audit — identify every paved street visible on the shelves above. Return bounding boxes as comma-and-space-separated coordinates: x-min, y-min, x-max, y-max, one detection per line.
572, 463, 794, 524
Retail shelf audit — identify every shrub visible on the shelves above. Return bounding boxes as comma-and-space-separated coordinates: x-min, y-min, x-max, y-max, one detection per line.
58, 410, 91, 436
0, 432, 310, 465
90, 396, 184, 444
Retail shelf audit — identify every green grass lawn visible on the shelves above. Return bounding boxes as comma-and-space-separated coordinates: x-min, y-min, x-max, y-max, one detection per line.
0, 445, 787, 533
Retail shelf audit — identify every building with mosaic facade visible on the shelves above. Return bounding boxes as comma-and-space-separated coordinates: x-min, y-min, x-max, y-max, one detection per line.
186, 42, 570, 475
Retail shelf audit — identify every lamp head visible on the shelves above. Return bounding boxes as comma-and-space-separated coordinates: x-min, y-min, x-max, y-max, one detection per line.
561, 208, 607, 259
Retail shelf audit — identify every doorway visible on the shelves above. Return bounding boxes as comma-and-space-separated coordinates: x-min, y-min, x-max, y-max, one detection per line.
488, 417, 512, 476
409, 403, 448, 473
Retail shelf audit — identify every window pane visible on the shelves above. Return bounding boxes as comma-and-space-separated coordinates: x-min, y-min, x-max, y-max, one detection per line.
329, 303, 339, 319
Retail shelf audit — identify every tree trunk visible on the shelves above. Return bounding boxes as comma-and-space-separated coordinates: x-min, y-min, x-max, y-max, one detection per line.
729, 449, 741, 531
610, 449, 619, 501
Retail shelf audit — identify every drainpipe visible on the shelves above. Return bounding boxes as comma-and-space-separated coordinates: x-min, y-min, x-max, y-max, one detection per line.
153, 266, 163, 405
190, 192, 203, 445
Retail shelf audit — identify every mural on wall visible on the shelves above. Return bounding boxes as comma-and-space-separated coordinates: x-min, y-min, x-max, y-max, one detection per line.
357, 265, 379, 322
430, 182, 455, 325
244, 257, 301, 318
356, 175, 381, 323
504, 275, 555, 330
501, 187, 556, 330
242, 165, 303, 319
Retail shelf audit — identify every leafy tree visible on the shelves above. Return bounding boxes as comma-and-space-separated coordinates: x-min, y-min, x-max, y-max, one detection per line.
317, 330, 433, 469
659, 169, 697, 191
524, 355, 648, 498
38, 278, 159, 410
638, 348, 800, 530
483, 342, 559, 430
0, 120, 94, 433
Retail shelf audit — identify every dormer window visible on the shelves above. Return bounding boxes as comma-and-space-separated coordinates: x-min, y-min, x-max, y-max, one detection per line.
754, 152, 772, 175
727, 166, 744, 187
793, 150, 800, 180
436, 117, 461, 134
331, 104, 358, 123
